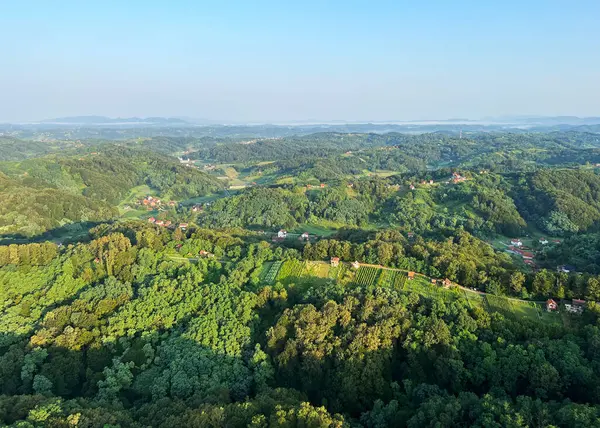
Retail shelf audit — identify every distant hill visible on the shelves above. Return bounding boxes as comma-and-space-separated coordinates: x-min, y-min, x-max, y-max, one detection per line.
40, 116, 190, 125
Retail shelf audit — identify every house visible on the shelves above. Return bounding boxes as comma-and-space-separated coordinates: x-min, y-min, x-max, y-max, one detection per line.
546, 299, 558, 312
320, 183, 326, 188
199, 250, 214, 258
407, 232, 415, 239
510, 239, 523, 247
192, 204, 203, 212
442, 278, 453, 288
352, 261, 360, 269
330, 257, 340, 267
300, 232, 310, 240
558, 265, 576, 273
452, 172, 466, 183
408, 271, 415, 280
169, 201, 176, 206
539, 238, 549, 245
179, 223, 188, 229
409, 184, 415, 190
431, 279, 437, 284
521, 251, 534, 260
429, 180, 434, 184
164, 220, 172, 227
307, 184, 312, 189
347, 183, 354, 188
148, 217, 156, 223
155, 220, 164, 226
421, 180, 426, 185
277, 230, 287, 238
565, 299, 585, 314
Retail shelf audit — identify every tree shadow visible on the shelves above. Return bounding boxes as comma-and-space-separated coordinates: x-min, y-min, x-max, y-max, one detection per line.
0, 331, 265, 426
0, 221, 104, 245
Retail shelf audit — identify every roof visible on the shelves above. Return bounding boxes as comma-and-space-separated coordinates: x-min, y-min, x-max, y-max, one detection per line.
547, 299, 557, 305
407, 271, 415, 277
331, 257, 340, 261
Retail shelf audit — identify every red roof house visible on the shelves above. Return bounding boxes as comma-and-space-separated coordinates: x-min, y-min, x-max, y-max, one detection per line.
546, 299, 558, 312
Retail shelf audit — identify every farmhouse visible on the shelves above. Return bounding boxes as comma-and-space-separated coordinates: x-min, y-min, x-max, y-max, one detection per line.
558, 265, 576, 273
565, 299, 585, 314
330, 257, 340, 267
407, 271, 415, 280
546, 299, 558, 312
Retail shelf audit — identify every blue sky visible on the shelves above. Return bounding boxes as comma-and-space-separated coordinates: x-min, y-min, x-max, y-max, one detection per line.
1, 0, 599, 122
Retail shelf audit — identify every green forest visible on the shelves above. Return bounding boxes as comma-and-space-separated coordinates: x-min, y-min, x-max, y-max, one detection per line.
2, 129, 600, 426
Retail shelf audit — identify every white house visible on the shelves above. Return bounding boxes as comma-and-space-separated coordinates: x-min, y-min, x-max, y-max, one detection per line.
278, 230, 287, 238
510, 239, 523, 247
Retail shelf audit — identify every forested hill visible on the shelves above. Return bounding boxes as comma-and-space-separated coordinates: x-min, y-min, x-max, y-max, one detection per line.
187, 130, 600, 167
1, 224, 600, 426
0, 147, 223, 238
516, 169, 600, 233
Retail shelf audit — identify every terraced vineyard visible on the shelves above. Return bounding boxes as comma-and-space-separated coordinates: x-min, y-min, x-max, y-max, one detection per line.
276, 259, 305, 282
264, 261, 283, 284
393, 273, 407, 290
377, 269, 397, 288
355, 266, 381, 286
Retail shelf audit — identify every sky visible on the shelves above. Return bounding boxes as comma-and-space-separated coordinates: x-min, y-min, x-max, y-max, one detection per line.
1, 0, 599, 123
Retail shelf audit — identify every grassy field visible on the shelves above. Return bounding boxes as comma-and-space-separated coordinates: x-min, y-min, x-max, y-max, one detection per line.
292, 224, 338, 237
118, 185, 154, 214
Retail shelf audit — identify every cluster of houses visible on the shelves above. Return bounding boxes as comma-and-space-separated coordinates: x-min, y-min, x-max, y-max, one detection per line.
139, 196, 177, 210
505, 238, 565, 270
178, 157, 195, 167
272, 230, 312, 242
451, 172, 466, 184
546, 298, 585, 314
147, 218, 189, 230
506, 239, 536, 267
147, 217, 172, 227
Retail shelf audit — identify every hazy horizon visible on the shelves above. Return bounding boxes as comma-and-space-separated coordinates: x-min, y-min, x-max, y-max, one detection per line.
2, 1, 599, 123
